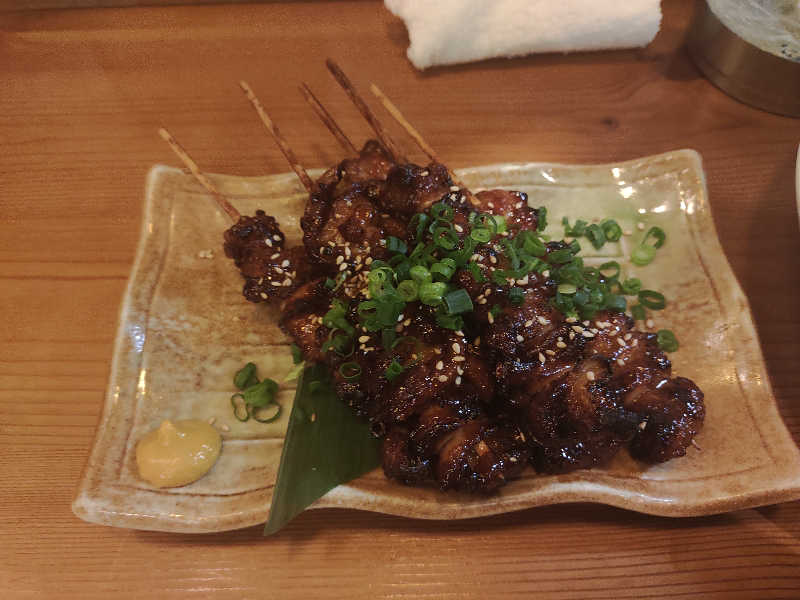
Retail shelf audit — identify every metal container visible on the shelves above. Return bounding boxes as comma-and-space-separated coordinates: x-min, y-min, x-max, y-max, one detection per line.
687, 1, 800, 117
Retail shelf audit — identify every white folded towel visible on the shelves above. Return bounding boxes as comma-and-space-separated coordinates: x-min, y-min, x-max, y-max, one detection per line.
385, 0, 662, 69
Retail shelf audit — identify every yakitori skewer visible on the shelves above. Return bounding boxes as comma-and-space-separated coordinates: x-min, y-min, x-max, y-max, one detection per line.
369, 83, 466, 189
369, 83, 441, 164
325, 59, 405, 163
239, 80, 318, 194
158, 127, 241, 222
300, 83, 357, 155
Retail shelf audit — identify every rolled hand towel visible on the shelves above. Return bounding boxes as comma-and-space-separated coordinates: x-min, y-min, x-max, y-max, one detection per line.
385, 0, 662, 69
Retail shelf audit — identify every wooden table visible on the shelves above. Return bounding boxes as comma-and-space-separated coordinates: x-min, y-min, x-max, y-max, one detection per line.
2, 1, 799, 597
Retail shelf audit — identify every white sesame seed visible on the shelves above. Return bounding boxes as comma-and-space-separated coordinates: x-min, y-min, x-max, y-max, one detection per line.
474, 337, 481, 346
524, 319, 534, 327
365, 257, 373, 265
490, 256, 498, 264
328, 241, 336, 247
581, 330, 595, 338
456, 366, 464, 375
358, 335, 370, 343
207, 417, 216, 425
515, 202, 523, 209
537, 316, 550, 326
259, 292, 268, 299
538, 352, 546, 363
617, 358, 625, 366
542, 270, 550, 278
632, 339, 639, 347
220, 424, 230, 432
403, 318, 411, 326
624, 333, 632, 341
556, 341, 567, 349
569, 331, 576, 340
345, 246, 352, 258
488, 312, 495, 324
450, 185, 459, 192
484, 289, 492, 296
281, 259, 290, 268
336, 255, 344, 265
270, 281, 282, 287
282, 278, 292, 286
617, 337, 627, 346
265, 238, 273, 247
454, 224, 464, 233
274, 267, 283, 274
646, 319, 655, 328
566, 316, 577, 323
436, 361, 444, 370
572, 325, 584, 333
637, 222, 645, 231
271, 253, 280, 260
420, 170, 429, 176
582, 320, 590, 327
453, 356, 466, 362
586, 371, 595, 381
545, 349, 556, 356
455, 376, 462, 385
516, 334, 524, 342
438, 375, 448, 383
339, 263, 348, 271
516, 275, 529, 285
452, 343, 461, 354
273, 234, 281, 241
478, 297, 487, 305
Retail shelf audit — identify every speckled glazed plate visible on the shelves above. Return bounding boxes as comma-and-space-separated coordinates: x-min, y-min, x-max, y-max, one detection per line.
73, 151, 800, 533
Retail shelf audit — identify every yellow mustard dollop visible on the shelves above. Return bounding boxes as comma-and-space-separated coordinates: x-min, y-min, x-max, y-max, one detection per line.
135, 419, 222, 488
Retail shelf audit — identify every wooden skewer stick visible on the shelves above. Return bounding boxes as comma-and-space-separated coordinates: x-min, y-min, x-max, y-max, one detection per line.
158, 128, 241, 222
239, 80, 317, 194
369, 83, 465, 189
369, 83, 440, 164
300, 83, 357, 155
325, 59, 405, 163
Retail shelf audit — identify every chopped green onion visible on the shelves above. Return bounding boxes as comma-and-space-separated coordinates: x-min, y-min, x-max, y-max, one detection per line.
386, 236, 407, 254
638, 290, 666, 310
430, 202, 454, 221
234, 362, 258, 390
251, 402, 282, 423
536, 206, 548, 231
338, 362, 362, 381
630, 244, 657, 266
599, 261, 621, 281
585, 224, 606, 249
324, 277, 336, 290
548, 248, 574, 264
562, 217, 587, 237
409, 265, 432, 285
419, 282, 447, 306
381, 328, 396, 349
601, 219, 622, 242
464, 262, 485, 282
443, 289, 473, 315
643, 226, 666, 249
290, 344, 303, 365
433, 227, 458, 250
656, 329, 679, 352
470, 227, 492, 243
620, 278, 642, 295
431, 259, 456, 281
508, 286, 524, 305
631, 304, 646, 321
397, 280, 419, 301
385, 359, 405, 381
230, 393, 250, 422
557, 283, 577, 295
489, 304, 502, 319
243, 378, 279, 407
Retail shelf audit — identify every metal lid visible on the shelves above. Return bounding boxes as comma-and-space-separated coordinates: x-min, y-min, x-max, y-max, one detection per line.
687, 1, 800, 117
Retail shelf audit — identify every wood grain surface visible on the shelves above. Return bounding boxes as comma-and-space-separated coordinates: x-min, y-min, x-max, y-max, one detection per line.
1, 1, 799, 598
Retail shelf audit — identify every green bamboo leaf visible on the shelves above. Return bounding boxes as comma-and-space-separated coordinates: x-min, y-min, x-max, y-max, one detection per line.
264, 363, 381, 535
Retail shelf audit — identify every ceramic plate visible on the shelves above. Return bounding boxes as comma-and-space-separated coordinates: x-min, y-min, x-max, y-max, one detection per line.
73, 151, 800, 532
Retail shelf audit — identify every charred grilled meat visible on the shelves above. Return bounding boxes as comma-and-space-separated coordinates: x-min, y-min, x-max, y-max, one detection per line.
223, 140, 704, 492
